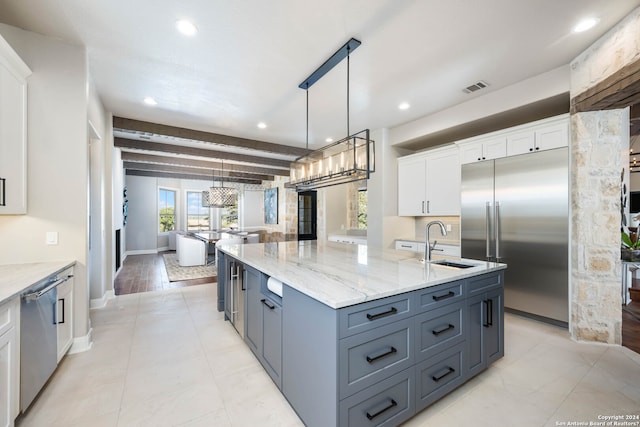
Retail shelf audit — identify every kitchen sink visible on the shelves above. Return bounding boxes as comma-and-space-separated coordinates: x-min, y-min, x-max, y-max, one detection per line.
429, 260, 476, 269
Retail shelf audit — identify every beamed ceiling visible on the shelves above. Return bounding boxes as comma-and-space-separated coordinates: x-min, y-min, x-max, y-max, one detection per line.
113, 117, 310, 185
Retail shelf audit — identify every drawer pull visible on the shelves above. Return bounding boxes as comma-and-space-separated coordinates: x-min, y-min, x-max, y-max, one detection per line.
365, 398, 398, 421
432, 291, 455, 301
261, 299, 275, 310
432, 366, 455, 382
432, 323, 454, 336
366, 346, 397, 364
366, 307, 397, 321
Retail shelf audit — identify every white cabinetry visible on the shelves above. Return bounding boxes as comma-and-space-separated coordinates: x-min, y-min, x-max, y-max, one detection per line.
459, 136, 506, 165
0, 297, 20, 427
56, 270, 74, 363
0, 35, 31, 215
506, 121, 568, 157
398, 146, 460, 216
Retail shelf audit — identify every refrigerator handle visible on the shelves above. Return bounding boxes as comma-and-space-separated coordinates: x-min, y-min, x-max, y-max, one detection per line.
485, 202, 492, 258
495, 201, 501, 260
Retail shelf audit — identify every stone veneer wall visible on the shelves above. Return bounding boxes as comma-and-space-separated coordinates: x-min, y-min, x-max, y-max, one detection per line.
570, 111, 627, 343
568, 6, 639, 343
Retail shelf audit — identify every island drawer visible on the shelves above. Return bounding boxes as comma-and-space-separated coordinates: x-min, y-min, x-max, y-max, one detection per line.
415, 342, 465, 412
467, 272, 503, 296
339, 366, 415, 427
414, 301, 464, 362
338, 293, 412, 338
415, 281, 464, 313
339, 318, 413, 398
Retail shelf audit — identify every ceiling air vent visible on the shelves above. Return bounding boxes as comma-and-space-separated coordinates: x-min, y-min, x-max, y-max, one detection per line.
463, 80, 489, 94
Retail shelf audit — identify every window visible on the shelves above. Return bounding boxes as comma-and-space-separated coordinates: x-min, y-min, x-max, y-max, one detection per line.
357, 189, 367, 229
159, 188, 176, 232
221, 203, 238, 228
186, 191, 210, 231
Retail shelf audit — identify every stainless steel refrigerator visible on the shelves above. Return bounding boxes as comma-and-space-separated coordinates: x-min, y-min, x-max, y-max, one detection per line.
461, 147, 569, 325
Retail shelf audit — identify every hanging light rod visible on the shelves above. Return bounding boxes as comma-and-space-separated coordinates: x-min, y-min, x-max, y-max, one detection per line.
298, 38, 361, 89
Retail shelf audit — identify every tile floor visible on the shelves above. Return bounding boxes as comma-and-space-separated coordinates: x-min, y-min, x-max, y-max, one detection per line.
15, 283, 640, 427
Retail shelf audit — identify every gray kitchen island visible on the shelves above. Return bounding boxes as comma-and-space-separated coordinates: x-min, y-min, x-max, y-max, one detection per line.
217, 240, 506, 427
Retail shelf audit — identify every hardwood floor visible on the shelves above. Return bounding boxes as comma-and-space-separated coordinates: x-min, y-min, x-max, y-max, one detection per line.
623, 300, 640, 354
114, 252, 216, 295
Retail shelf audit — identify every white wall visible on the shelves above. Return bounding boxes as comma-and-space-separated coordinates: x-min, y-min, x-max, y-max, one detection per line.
0, 24, 92, 342
389, 66, 569, 146
125, 174, 160, 253
243, 189, 264, 228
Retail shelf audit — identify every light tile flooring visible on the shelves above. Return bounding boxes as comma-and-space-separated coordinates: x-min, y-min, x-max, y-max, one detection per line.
16, 284, 640, 427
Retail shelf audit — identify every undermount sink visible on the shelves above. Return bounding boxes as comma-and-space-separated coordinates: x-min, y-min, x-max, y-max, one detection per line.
428, 260, 476, 269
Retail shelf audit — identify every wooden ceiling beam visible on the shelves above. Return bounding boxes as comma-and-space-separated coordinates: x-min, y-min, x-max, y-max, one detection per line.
114, 137, 292, 169
125, 169, 263, 185
123, 161, 273, 181
113, 116, 310, 157
571, 58, 640, 113
120, 151, 289, 176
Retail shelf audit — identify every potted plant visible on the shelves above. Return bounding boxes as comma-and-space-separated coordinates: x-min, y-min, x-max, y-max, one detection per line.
621, 231, 640, 261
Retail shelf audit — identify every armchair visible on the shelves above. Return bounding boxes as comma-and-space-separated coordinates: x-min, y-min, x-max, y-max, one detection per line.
176, 233, 207, 267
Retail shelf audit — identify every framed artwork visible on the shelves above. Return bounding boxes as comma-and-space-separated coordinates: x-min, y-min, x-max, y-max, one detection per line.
264, 187, 278, 224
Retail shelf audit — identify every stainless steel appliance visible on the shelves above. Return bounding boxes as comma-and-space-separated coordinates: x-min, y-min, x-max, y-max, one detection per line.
20, 273, 73, 412
227, 259, 245, 338
461, 148, 568, 325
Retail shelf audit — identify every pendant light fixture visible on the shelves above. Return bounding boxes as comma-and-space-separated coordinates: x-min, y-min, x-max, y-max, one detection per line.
202, 160, 237, 208
288, 38, 375, 192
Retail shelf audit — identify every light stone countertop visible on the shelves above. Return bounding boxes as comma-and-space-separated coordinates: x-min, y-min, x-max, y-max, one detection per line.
218, 240, 505, 309
0, 260, 76, 304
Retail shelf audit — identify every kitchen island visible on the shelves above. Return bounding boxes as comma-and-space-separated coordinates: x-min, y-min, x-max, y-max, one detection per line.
217, 240, 506, 427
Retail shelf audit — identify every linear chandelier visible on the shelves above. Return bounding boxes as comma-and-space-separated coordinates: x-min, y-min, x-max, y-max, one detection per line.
202, 160, 237, 208
288, 38, 375, 191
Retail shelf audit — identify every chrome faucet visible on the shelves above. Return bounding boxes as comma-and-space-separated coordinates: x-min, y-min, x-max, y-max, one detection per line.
424, 220, 447, 262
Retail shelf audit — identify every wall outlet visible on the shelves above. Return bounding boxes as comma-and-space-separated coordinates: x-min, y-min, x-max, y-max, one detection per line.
46, 231, 58, 245
446, 224, 452, 232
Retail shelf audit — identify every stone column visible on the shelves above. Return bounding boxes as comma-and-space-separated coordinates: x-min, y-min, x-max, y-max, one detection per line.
570, 109, 628, 343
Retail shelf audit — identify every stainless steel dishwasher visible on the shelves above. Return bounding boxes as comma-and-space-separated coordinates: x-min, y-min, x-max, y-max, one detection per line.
20, 273, 73, 412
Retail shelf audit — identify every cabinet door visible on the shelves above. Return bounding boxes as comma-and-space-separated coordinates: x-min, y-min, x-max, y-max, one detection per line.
425, 151, 460, 215
466, 288, 504, 378
459, 143, 484, 164
0, 329, 14, 427
484, 288, 504, 365
398, 157, 426, 216
0, 59, 28, 214
506, 131, 535, 156
261, 295, 282, 388
483, 137, 507, 160
223, 256, 233, 320
244, 266, 263, 357
56, 276, 74, 363
535, 122, 568, 152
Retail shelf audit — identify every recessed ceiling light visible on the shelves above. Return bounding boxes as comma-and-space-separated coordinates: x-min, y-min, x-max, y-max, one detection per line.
176, 19, 198, 36
398, 102, 410, 110
573, 18, 599, 33
325, 137, 334, 143
257, 122, 267, 129
143, 97, 157, 106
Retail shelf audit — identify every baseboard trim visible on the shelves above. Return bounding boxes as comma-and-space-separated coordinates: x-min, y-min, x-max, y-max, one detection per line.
68, 328, 93, 354
126, 249, 158, 256
90, 290, 115, 309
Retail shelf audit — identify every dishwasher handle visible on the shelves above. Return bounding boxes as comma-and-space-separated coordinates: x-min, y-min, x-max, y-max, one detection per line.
22, 274, 73, 301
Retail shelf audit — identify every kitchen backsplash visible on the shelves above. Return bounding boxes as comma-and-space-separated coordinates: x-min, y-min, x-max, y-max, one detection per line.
413, 216, 460, 244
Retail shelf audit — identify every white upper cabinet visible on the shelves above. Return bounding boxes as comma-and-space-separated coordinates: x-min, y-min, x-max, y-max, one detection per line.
398, 146, 460, 216
506, 117, 569, 157
459, 136, 507, 164
0, 35, 31, 215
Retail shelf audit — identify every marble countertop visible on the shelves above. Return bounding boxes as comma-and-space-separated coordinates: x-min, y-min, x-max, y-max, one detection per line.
0, 260, 76, 304
219, 241, 505, 309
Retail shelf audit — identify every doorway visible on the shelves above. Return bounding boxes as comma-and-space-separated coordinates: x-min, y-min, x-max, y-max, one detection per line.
297, 191, 317, 240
